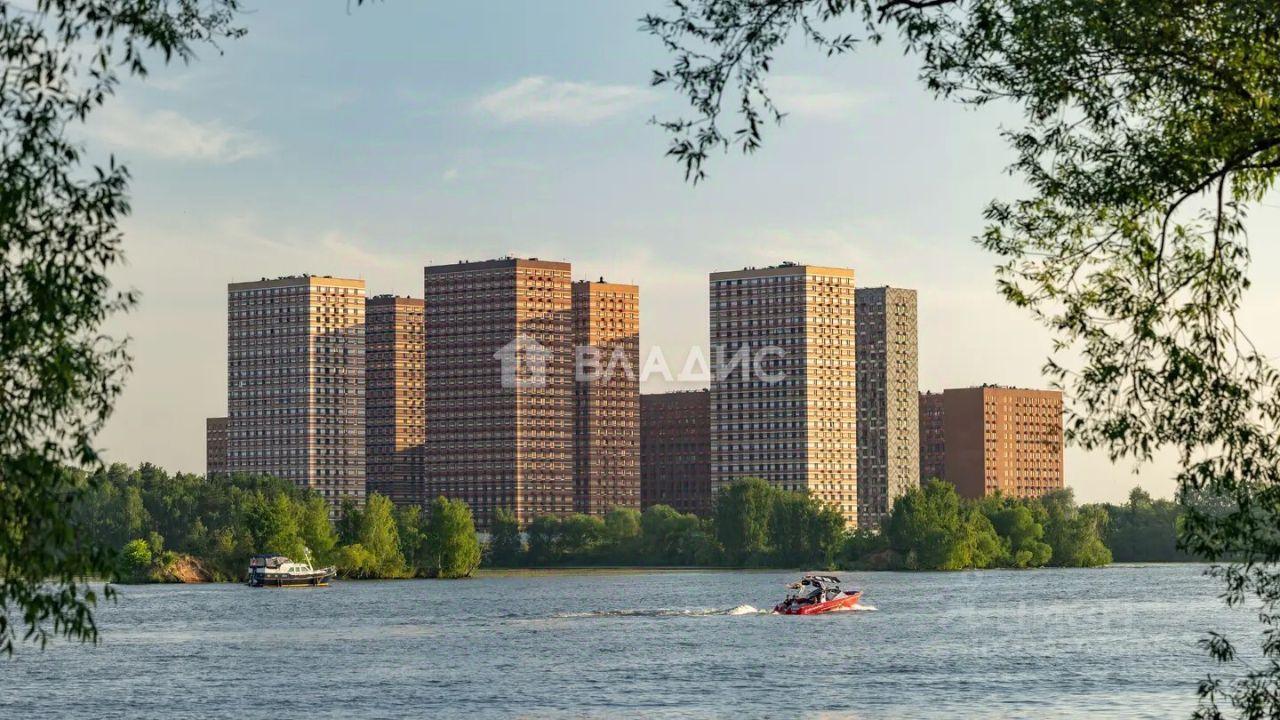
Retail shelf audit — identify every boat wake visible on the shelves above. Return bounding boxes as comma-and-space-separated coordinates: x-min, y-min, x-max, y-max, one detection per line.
554, 604, 771, 619
553, 603, 878, 619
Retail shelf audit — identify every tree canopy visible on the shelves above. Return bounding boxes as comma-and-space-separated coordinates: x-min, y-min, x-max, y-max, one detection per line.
0, 0, 245, 655
885, 480, 1002, 570
423, 497, 482, 579
713, 477, 775, 565
69, 463, 492, 583
1104, 488, 1189, 563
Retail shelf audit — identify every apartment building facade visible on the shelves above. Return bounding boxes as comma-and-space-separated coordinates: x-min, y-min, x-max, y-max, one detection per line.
226, 275, 366, 513
205, 416, 228, 478
365, 294, 426, 506
572, 280, 641, 515
423, 258, 574, 529
918, 390, 946, 482
855, 286, 920, 528
942, 386, 1064, 499
709, 263, 859, 526
640, 390, 712, 516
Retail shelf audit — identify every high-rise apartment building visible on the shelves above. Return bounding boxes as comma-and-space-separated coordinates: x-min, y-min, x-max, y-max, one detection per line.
942, 386, 1064, 499
918, 391, 946, 481
855, 287, 920, 528
206, 416, 228, 478
572, 280, 640, 515
640, 390, 712, 516
423, 258, 574, 529
709, 263, 859, 526
226, 275, 366, 513
365, 294, 426, 507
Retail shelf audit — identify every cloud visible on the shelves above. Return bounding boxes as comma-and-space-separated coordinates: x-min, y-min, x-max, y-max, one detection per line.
770, 75, 864, 121
473, 76, 655, 125
87, 102, 269, 163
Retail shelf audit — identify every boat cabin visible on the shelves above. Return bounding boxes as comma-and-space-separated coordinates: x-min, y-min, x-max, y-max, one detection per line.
786, 575, 844, 604
249, 554, 316, 576
248, 555, 291, 570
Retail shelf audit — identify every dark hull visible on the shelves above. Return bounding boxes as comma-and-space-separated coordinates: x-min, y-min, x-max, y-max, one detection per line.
247, 569, 335, 588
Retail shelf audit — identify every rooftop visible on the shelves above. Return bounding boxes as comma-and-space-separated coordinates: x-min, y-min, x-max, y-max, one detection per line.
423, 257, 571, 275
228, 274, 365, 290
709, 263, 855, 281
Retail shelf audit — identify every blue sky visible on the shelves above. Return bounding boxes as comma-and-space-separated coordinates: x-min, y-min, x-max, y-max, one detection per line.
91, 1, 1280, 502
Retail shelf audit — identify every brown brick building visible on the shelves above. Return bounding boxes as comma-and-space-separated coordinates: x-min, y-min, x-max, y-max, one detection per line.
640, 390, 712, 516
206, 416, 228, 478
572, 280, 640, 515
918, 391, 946, 482
942, 386, 1064, 499
423, 258, 574, 529
710, 263, 859, 526
365, 295, 426, 506
855, 286, 920, 528
226, 275, 366, 513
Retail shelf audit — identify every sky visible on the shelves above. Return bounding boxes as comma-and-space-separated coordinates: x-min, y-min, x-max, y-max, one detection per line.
91, 1, 1280, 503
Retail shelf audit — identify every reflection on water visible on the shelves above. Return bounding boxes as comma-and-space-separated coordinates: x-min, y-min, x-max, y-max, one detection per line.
0, 565, 1246, 719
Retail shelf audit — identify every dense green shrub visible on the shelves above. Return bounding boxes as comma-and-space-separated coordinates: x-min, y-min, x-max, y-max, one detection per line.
77, 463, 481, 581
423, 497, 482, 579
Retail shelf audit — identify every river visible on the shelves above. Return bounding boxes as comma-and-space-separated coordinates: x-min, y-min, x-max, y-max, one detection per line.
0, 564, 1252, 718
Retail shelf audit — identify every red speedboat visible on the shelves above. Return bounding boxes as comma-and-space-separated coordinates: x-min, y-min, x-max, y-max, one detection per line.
773, 575, 862, 615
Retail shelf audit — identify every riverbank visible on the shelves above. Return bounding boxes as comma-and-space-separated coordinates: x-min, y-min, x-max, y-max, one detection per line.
109, 560, 1208, 585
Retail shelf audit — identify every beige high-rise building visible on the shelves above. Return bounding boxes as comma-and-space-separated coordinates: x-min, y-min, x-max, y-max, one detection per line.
943, 385, 1064, 499
365, 295, 426, 507
206, 416, 228, 478
423, 258, 574, 529
572, 280, 640, 515
709, 263, 859, 526
855, 286, 920, 528
226, 275, 366, 513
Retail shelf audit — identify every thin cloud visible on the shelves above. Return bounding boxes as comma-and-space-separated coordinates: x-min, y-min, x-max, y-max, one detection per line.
87, 102, 269, 163
473, 76, 655, 125
770, 75, 864, 121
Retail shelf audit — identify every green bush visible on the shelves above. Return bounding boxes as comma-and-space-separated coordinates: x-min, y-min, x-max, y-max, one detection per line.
121, 538, 153, 579
423, 497, 481, 579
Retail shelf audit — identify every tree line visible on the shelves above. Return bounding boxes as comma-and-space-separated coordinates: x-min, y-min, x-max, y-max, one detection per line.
845, 481, 1112, 570
78, 464, 1189, 582
78, 463, 480, 582
491, 478, 1188, 571
487, 477, 846, 568
846, 482, 1193, 570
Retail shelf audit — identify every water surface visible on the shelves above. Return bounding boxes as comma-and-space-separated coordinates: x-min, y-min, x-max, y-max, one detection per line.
0, 565, 1249, 718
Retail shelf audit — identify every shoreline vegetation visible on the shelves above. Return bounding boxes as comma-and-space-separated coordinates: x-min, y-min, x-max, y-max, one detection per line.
79, 464, 1190, 584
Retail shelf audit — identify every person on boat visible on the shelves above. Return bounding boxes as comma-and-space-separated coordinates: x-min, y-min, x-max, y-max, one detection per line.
801, 578, 823, 605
